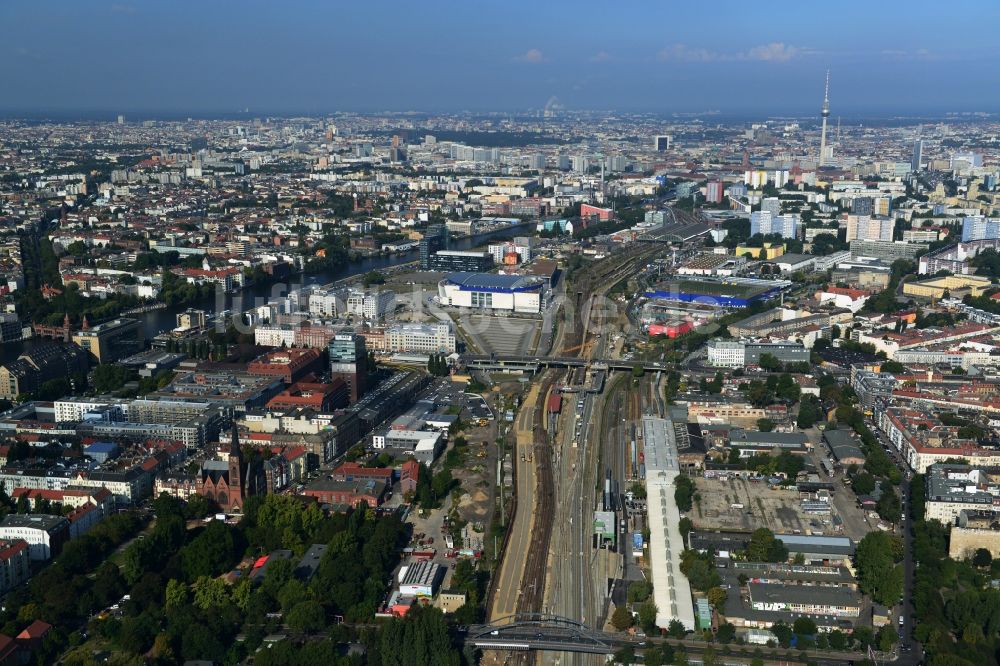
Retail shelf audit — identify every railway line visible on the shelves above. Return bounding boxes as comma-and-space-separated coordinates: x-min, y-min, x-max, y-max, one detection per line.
492, 248, 657, 665
560, 246, 658, 358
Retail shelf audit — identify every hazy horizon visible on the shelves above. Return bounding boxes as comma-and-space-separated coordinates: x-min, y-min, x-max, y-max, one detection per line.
3, 0, 1000, 116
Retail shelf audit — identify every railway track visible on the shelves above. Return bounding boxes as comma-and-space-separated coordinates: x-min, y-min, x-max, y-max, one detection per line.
561, 247, 657, 357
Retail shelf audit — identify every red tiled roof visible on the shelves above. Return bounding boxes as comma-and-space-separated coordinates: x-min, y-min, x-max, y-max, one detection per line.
16, 620, 52, 641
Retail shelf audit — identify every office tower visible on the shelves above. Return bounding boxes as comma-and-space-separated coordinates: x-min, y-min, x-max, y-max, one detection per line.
117, 114, 124, 125
654, 135, 671, 151
328, 331, 368, 402
818, 71, 830, 167
419, 225, 448, 270
962, 216, 1000, 242
846, 215, 894, 242
557, 155, 571, 170
911, 139, 924, 173
705, 180, 724, 204
529, 154, 545, 170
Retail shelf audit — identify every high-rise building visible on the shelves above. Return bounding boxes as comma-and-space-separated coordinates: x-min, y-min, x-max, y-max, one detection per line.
705, 180, 724, 204
818, 71, 831, 167
419, 225, 448, 270
852, 197, 874, 216
911, 139, 924, 173
845, 215, 895, 242
761, 197, 781, 215
961, 216, 1000, 242
654, 135, 671, 151
328, 331, 368, 402
117, 114, 124, 126
750, 211, 799, 239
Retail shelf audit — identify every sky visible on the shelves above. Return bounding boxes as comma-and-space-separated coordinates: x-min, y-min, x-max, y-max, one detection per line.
2, 0, 1000, 117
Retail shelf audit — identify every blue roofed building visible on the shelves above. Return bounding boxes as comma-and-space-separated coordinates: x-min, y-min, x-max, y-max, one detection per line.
437, 272, 546, 313
83, 442, 120, 464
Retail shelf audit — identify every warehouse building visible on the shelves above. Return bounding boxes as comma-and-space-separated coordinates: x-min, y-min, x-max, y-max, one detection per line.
642, 415, 696, 631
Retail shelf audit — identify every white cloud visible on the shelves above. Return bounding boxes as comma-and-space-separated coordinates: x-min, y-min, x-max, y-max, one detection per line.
744, 42, 799, 62
515, 48, 545, 64
658, 42, 805, 63
657, 44, 720, 62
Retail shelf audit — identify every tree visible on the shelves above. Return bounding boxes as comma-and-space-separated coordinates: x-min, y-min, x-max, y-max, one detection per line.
972, 548, 993, 569
707, 586, 728, 612
851, 472, 877, 495
165, 579, 188, 611
793, 617, 817, 636
855, 531, 903, 606
679, 517, 693, 540
827, 629, 847, 650
637, 600, 658, 633
286, 600, 325, 633
378, 606, 460, 666
674, 475, 696, 512
362, 271, 386, 287
627, 580, 653, 603
192, 575, 229, 610
796, 396, 820, 429
667, 618, 687, 638
756, 418, 775, 432
876, 480, 902, 524
716, 622, 736, 644
770, 622, 793, 648
758, 353, 782, 372
747, 528, 788, 563
611, 604, 633, 631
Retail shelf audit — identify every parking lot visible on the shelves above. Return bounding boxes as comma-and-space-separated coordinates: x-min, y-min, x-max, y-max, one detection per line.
463, 314, 537, 355
691, 475, 873, 540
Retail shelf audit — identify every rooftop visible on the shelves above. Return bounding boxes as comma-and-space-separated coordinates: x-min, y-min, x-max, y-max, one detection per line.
442, 272, 544, 291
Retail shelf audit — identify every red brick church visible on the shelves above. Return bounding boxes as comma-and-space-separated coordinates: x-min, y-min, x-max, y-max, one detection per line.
199, 425, 249, 511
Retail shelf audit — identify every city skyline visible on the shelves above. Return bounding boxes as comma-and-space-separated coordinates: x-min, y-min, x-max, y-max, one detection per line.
2, 0, 1000, 115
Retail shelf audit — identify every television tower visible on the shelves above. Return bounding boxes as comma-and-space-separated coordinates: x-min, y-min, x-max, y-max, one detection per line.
818, 70, 830, 167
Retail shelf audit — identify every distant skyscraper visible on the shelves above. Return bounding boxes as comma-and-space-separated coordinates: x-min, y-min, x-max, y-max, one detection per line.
117, 114, 124, 125
654, 135, 671, 151
818, 71, 830, 167
911, 139, 924, 173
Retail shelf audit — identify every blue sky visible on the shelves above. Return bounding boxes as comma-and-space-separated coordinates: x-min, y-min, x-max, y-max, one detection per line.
2, 0, 999, 116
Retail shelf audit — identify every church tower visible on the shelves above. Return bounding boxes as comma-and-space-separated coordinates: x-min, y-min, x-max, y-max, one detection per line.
226, 424, 244, 509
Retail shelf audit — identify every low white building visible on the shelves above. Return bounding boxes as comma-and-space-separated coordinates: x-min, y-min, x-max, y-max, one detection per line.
346, 289, 396, 320
706, 340, 745, 367
386, 323, 456, 354
254, 325, 297, 348
0, 514, 69, 561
